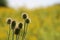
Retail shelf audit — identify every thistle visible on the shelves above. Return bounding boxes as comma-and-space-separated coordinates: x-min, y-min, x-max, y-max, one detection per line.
22, 13, 30, 40
18, 23, 23, 29
25, 19, 30, 32
15, 28, 20, 40
18, 23, 23, 40
11, 21, 16, 40
7, 19, 11, 40
22, 14, 27, 19
23, 18, 30, 40
11, 21, 16, 30
25, 19, 30, 24
7, 19, 11, 24
22, 14, 27, 40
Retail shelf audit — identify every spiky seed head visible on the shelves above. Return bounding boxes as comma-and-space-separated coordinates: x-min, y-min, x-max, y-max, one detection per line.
18, 23, 23, 29
15, 28, 20, 35
22, 14, 27, 19
11, 21, 16, 30
7, 19, 11, 24
25, 19, 30, 24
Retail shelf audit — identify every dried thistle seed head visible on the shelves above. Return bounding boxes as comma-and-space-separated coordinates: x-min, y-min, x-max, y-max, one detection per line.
11, 21, 16, 30
22, 14, 27, 19
15, 28, 20, 35
25, 19, 30, 24
18, 23, 23, 29
7, 19, 11, 24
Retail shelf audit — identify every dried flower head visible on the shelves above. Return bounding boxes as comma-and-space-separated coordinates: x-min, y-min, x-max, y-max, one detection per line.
18, 23, 23, 29
25, 19, 30, 24
7, 19, 11, 24
11, 21, 16, 30
15, 28, 20, 35
22, 14, 27, 19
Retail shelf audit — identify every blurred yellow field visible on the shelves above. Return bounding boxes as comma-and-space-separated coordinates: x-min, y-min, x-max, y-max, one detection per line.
0, 4, 60, 40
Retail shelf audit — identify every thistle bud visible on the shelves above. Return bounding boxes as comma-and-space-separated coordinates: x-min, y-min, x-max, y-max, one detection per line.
18, 23, 23, 29
7, 19, 11, 24
11, 21, 16, 30
25, 19, 30, 24
22, 14, 27, 19
15, 28, 20, 35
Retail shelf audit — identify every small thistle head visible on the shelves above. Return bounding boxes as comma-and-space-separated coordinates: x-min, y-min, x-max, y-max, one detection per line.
15, 28, 20, 35
22, 14, 27, 19
7, 19, 11, 24
25, 19, 30, 24
18, 23, 23, 29
11, 21, 16, 30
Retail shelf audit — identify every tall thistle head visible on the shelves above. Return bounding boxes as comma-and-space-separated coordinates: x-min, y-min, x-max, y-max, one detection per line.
22, 14, 27, 19
18, 23, 23, 29
7, 19, 11, 24
11, 21, 16, 30
25, 19, 30, 24
15, 28, 20, 35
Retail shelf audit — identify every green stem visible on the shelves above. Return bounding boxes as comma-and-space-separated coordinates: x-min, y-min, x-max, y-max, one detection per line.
18, 33, 20, 40
12, 30, 14, 40
22, 21, 26, 40
8, 25, 11, 40
16, 35, 18, 40
24, 24, 28, 40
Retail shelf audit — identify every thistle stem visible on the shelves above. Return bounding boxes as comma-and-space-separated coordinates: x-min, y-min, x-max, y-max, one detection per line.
24, 24, 28, 40
8, 25, 11, 40
22, 21, 26, 40
12, 30, 14, 40
16, 35, 18, 40
18, 33, 20, 40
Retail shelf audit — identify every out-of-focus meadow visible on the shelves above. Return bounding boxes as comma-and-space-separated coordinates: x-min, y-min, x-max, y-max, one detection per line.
0, 4, 60, 40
